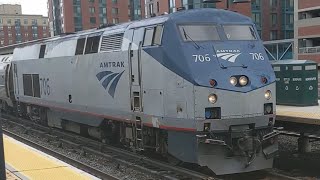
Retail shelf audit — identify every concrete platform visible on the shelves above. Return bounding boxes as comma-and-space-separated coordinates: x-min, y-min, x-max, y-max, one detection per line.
3, 135, 100, 180
276, 100, 320, 125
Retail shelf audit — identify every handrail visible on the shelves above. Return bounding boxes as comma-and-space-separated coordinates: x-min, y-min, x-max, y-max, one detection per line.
299, 46, 320, 54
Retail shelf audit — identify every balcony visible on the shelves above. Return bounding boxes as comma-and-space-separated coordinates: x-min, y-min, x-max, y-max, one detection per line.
299, 46, 320, 54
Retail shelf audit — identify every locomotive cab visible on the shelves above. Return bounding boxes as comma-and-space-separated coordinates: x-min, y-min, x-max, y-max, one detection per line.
144, 9, 279, 174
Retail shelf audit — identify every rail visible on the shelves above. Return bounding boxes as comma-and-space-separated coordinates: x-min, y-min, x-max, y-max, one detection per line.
299, 46, 320, 54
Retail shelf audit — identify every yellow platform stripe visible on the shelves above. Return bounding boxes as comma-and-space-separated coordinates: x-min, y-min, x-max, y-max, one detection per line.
6, 169, 21, 180
4, 136, 93, 180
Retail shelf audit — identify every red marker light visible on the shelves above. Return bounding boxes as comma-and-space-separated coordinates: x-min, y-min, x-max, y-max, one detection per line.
209, 79, 217, 87
261, 77, 268, 84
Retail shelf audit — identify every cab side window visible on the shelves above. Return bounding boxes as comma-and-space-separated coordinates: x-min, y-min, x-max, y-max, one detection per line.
85, 36, 101, 54
75, 38, 86, 55
143, 25, 163, 47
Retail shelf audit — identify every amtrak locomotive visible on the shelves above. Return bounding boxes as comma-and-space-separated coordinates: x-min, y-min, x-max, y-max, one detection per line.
0, 9, 278, 175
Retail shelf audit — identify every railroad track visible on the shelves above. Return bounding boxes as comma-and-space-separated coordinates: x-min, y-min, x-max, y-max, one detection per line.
3, 129, 120, 180
1, 114, 214, 180
1, 114, 302, 180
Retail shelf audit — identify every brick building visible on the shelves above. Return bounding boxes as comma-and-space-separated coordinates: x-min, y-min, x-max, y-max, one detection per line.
145, 0, 294, 41
0, 4, 49, 47
48, 0, 145, 36
294, 0, 320, 63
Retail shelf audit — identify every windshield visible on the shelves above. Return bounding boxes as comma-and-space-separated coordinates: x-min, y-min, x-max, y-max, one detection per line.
179, 25, 220, 42
223, 25, 257, 40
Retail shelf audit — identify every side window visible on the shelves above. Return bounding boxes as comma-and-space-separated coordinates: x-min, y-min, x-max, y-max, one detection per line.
75, 38, 86, 55
143, 25, 163, 47
143, 28, 154, 46
39, 44, 46, 58
85, 36, 101, 54
153, 25, 163, 45
23, 74, 33, 96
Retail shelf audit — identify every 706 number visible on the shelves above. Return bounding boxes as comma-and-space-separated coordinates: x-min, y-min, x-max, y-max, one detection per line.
40, 78, 50, 96
193, 54, 211, 62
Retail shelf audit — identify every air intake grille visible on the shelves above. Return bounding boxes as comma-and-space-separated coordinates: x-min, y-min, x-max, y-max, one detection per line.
100, 33, 124, 52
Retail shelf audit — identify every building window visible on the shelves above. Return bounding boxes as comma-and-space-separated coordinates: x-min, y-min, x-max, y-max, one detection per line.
32, 19, 37, 25
112, 0, 117, 4
0, 26, 3, 31
24, 26, 28, 31
90, 17, 96, 24
89, 7, 95, 14
270, 0, 277, 7
286, 14, 294, 25
8, 33, 12, 38
43, 19, 47, 24
8, 26, 11, 30
157, 2, 160, 13
24, 19, 28, 24
252, 0, 261, 6
149, 3, 154, 15
0, 19, 2, 24
0, 41, 3, 45
271, 13, 277, 26
7, 19, 11, 24
112, 18, 119, 24
112, 8, 118, 15
15, 19, 21, 25
74, 6, 81, 14
270, 30, 277, 40
252, 12, 261, 25
25, 33, 29, 37
89, 0, 94, 2
43, 33, 47, 37
286, 0, 293, 8
8, 40, 12, 44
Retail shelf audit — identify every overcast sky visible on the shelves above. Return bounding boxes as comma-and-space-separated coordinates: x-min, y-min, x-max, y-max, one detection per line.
0, 0, 47, 16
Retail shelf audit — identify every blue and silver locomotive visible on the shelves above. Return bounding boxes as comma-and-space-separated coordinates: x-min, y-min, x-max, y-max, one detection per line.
1, 8, 278, 175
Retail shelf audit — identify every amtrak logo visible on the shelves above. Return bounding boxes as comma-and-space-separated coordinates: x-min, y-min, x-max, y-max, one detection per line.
216, 50, 241, 63
96, 70, 125, 98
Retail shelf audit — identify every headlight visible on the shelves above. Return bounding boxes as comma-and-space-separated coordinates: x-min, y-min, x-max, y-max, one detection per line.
265, 90, 272, 100
239, 76, 248, 86
230, 77, 237, 86
208, 94, 217, 104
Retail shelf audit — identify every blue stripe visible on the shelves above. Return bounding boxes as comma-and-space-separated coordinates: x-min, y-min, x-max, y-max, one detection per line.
101, 73, 119, 89
108, 71, 124, 98
96, 71, 113, 81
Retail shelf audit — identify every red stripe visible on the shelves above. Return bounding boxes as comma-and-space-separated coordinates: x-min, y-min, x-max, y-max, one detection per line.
20, 101, 197, 132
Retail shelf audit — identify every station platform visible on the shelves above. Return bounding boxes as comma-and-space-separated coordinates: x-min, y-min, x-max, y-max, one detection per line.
276, 100, 320, 125
3, 135, 100, 180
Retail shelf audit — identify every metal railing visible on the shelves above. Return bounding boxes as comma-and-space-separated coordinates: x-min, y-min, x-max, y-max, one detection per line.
299, 46, 320, 54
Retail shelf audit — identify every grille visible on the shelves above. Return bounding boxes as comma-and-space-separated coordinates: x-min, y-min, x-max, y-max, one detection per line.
100, 33, 124, 52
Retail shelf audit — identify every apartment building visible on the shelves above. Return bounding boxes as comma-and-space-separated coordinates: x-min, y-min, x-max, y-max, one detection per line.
294, 0, 320, 63
48, 0, 145, 36
0, 4, 49, 47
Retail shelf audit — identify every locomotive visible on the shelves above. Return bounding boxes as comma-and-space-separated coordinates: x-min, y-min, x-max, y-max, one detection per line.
0, 9, 278, 175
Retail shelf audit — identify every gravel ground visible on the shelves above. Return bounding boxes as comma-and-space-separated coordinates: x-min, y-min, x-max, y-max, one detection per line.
3, 122, 160, 180
276, 134, 320, 179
